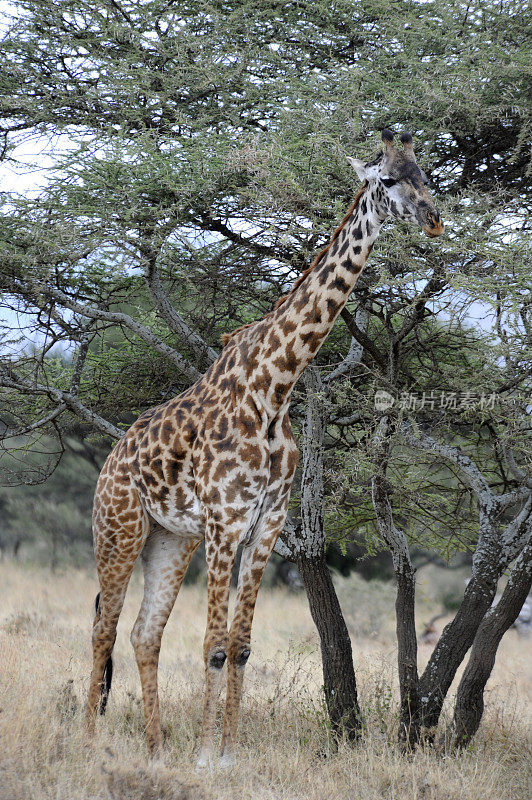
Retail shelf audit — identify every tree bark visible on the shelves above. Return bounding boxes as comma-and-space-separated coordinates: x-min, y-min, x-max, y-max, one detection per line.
395, 564, 421, 747
402, 426, 532, 735
281, 366, 362, 742
298, 550, 362, 741
451, 543, 532, 747
371, 417, 421, 746
418, 550, 500, 731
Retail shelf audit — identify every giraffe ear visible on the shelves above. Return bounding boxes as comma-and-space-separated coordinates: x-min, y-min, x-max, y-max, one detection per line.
347, 157, 367, 181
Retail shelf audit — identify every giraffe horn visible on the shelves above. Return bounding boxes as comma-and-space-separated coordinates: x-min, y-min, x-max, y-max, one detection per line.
400, 131, 415, 156
381, 128, 395, 153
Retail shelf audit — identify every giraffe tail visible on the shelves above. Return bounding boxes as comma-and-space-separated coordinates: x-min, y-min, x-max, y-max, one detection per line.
94, 592, 114, 715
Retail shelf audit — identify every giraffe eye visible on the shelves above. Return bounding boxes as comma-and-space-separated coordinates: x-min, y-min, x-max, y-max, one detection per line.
381, 177, 397, 188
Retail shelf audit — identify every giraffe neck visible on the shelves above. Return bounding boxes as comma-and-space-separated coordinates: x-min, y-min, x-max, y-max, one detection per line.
251, 183, 385, 415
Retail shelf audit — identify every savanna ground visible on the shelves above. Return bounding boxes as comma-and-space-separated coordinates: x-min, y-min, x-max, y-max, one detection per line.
0, 560, 530, 800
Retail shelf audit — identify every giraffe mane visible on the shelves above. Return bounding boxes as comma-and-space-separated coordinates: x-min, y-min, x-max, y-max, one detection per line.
221, 183, 367, 347
221, 321, 255, 346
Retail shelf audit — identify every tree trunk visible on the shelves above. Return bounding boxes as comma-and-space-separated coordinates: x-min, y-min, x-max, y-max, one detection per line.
370, 420, 421, 747
418, 576, 498, 731
395, 564, 421, 747
401, 430, 532, 737
282, 367, 362, 742
418, 522, 502, 732
452, 543, 532, 747
298, 549, 362, 742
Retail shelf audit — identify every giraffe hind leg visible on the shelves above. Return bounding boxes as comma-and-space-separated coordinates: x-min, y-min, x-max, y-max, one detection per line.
93, 592, 113, 715
86, 504, 149, 736
86, 576, 134, 734
131, 526, 201, 756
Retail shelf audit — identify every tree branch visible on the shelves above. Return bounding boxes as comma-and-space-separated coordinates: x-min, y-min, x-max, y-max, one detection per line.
0, 371, 123, 439
326, 306, 368, 384
497, 485, 531, 511
401, 424, 492, 502
142, 252, 219, 366
371, 414, 420, 745
500, 440, 532, 488
70, 326, 92, 395
1, 404, 67, 438
340, 307, 387, 371
452, 540, 532, 748
372, 417, 413, 571
39, 285, 202, 383
331, 411, 362, 427
501, 494, 532, 566
391, 266, 447, 345
274, 517, 299, 559
198, 213, 296, 264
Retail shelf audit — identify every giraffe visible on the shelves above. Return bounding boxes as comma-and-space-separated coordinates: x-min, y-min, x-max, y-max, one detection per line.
86, 129, 443, 767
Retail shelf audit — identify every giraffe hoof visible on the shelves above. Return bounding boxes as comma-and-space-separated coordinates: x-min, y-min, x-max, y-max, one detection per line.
236, 647, 250, 666
209, 650, 227, 670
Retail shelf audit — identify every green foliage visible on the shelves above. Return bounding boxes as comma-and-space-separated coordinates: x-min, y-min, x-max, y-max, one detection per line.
0, 0, 530, 565
0, 438, 100, 567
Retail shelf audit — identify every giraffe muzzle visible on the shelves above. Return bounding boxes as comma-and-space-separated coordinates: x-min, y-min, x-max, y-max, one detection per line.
422, 211, 444, 237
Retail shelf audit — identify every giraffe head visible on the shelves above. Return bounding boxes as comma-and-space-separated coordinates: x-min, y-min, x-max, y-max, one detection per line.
348, 129, 444, 237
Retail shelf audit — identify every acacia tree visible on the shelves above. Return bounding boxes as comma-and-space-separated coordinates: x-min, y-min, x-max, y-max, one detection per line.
2, 0, 529, 457
1, 0, 530, 746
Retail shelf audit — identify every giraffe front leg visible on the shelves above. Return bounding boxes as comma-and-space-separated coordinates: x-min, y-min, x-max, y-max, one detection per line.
196, 525, 239, 770
220, 528, 280, 765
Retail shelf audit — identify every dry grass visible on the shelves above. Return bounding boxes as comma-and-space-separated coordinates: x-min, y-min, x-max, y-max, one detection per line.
0, 561, 530, 800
